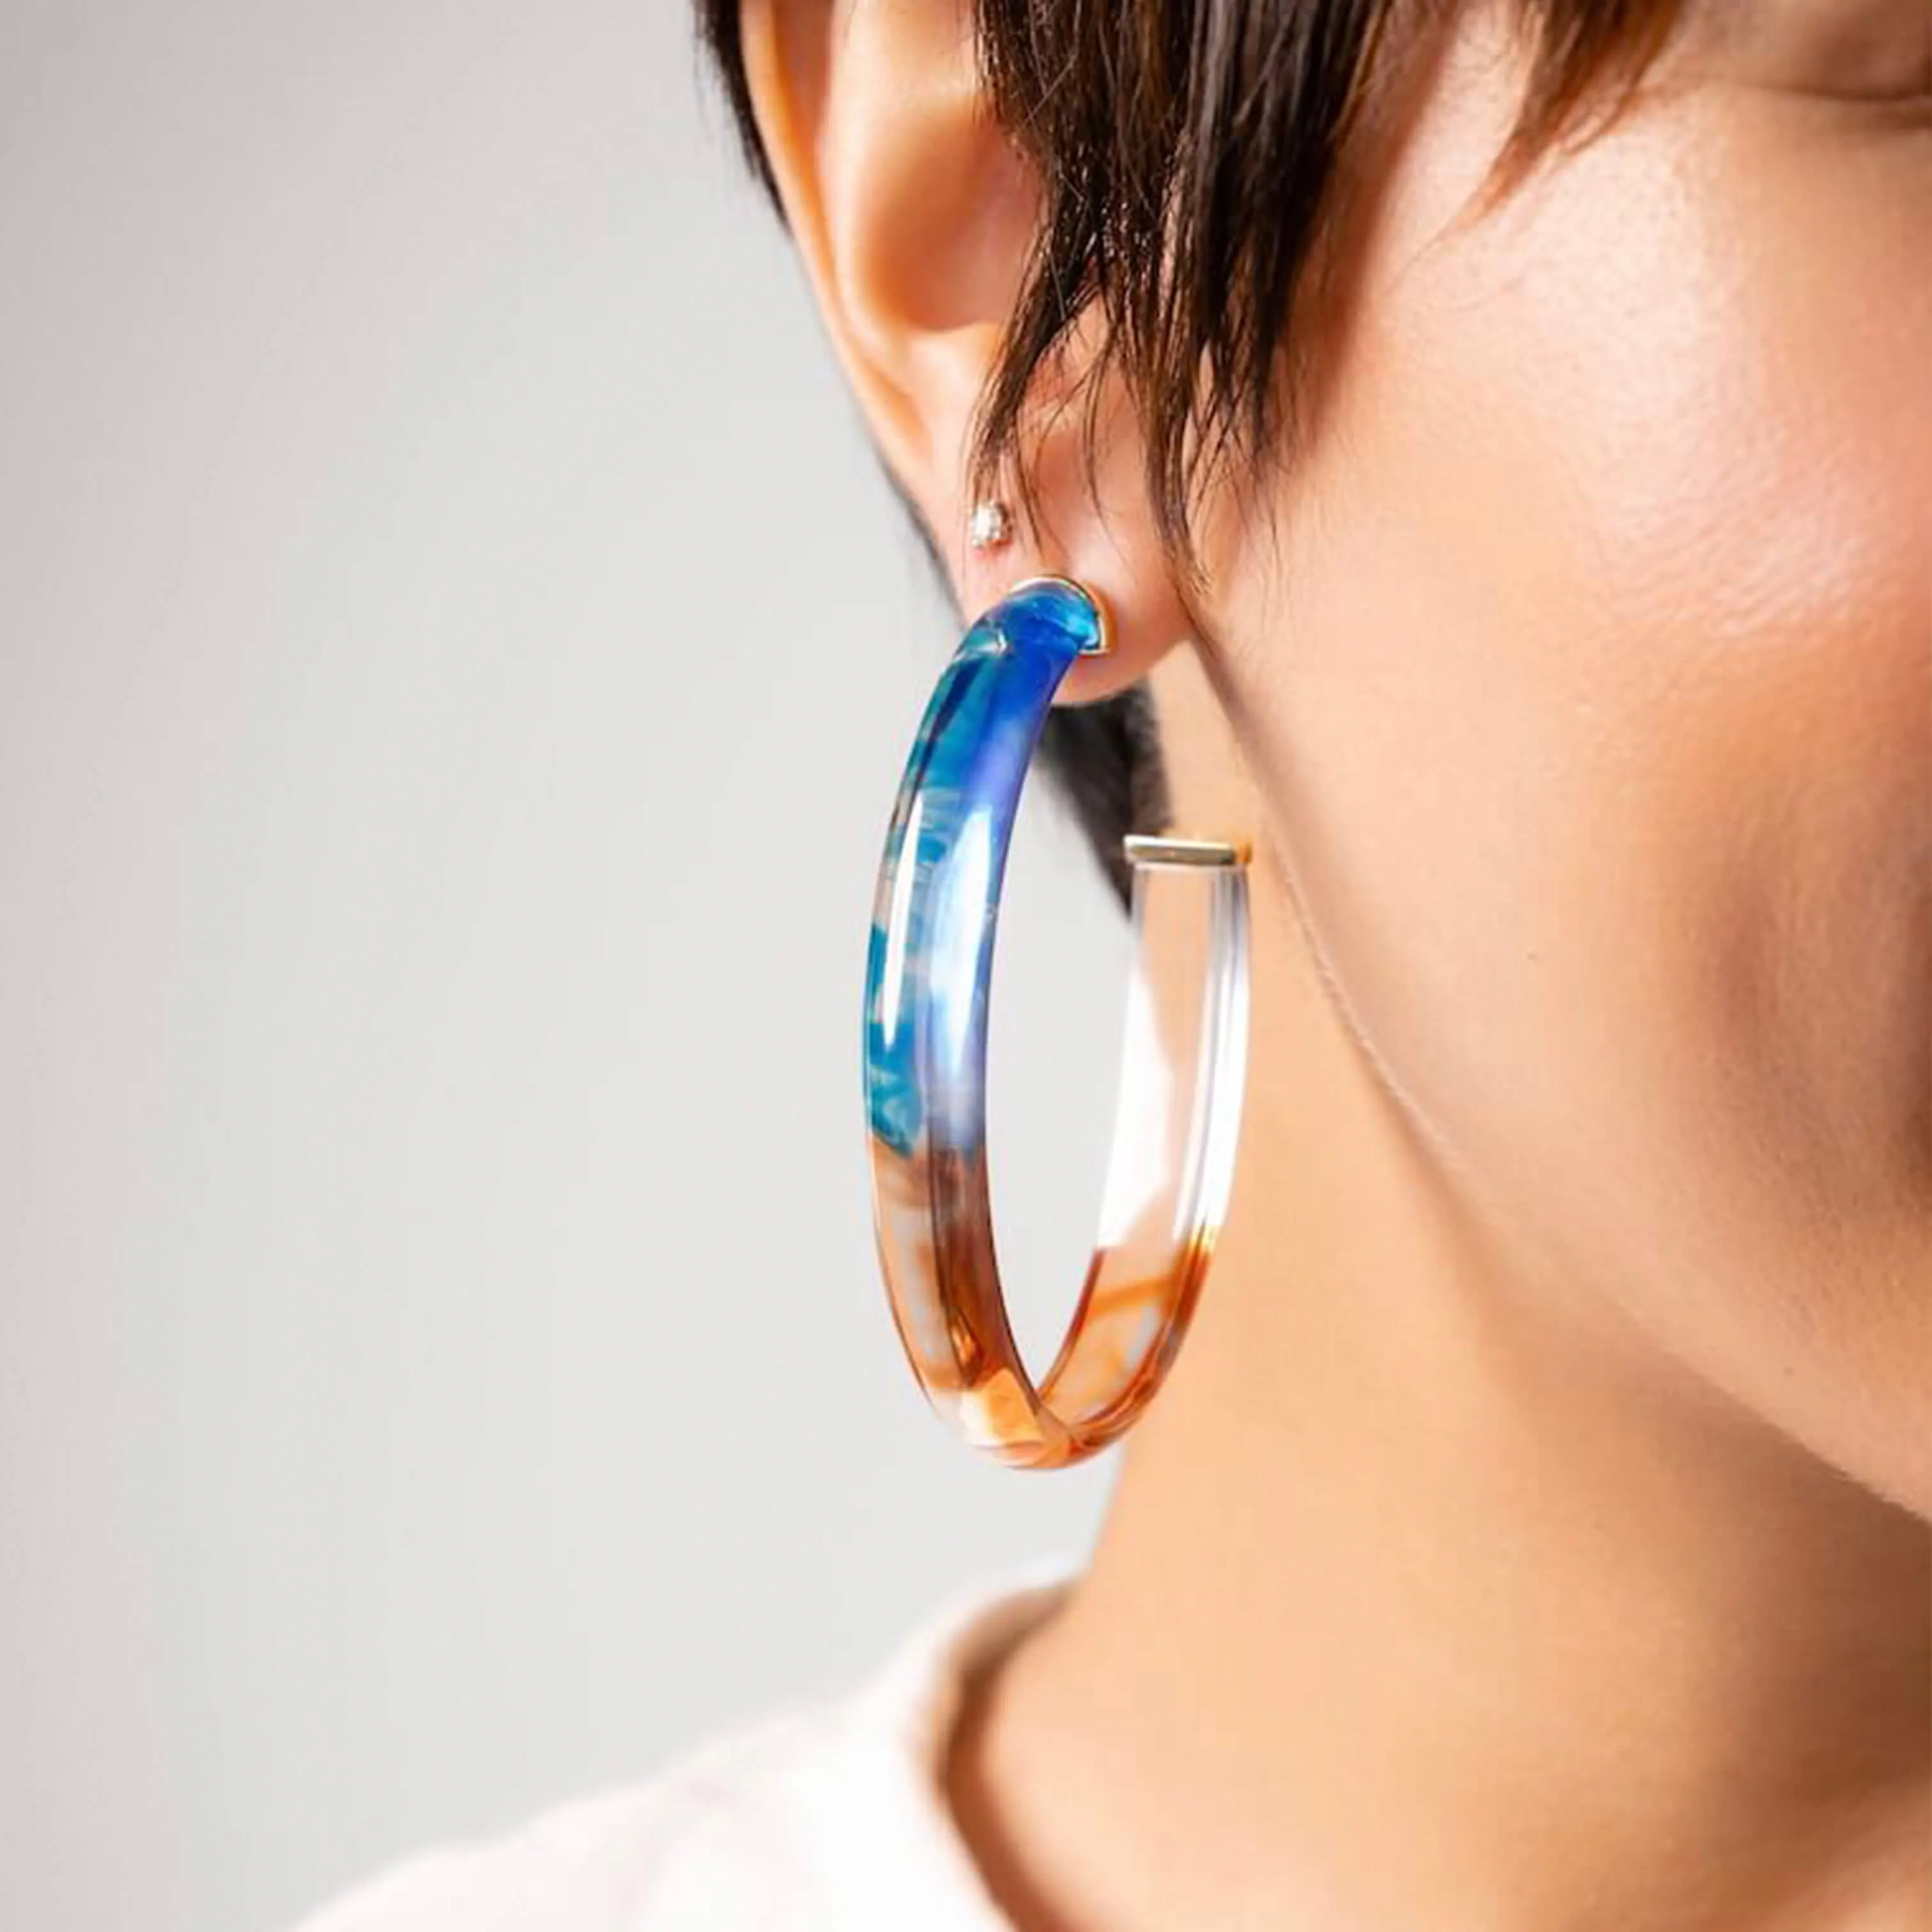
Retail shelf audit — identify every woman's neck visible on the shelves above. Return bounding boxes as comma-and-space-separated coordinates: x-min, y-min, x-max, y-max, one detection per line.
947, 866, 1931, 1932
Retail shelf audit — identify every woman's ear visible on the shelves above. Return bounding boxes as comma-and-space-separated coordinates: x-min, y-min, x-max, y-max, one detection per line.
739, 0, 1191, 695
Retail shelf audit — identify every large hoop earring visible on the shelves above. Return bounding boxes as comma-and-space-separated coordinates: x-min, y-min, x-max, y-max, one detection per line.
863, 577, 1250, 1468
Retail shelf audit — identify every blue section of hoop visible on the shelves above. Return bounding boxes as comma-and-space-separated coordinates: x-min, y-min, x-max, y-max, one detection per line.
862, 579, 1103, 1160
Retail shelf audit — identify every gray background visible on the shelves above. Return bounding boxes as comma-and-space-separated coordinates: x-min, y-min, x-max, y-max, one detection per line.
0, 6, 1125, 1928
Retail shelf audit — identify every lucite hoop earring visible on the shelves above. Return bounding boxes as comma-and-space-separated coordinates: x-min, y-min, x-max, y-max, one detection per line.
863, 576, 1250, 1469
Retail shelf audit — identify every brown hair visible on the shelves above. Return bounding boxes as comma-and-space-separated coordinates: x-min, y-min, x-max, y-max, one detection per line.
696, 0, 1676, 899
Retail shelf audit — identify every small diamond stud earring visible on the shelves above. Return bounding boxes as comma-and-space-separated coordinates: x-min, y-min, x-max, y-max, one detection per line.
969, 500, 1014, 551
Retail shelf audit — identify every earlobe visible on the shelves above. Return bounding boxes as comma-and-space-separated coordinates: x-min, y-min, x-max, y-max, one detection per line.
738, 0, 1193, 699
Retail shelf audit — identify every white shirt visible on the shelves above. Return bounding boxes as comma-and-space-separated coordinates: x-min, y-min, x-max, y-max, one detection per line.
296, 1561, 1077, 1931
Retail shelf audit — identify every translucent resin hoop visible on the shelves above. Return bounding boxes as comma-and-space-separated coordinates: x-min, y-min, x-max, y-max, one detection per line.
863, 578, 1250, 1468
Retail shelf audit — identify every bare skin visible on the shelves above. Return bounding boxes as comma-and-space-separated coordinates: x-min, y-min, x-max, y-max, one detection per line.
740, 0, 1932, 1924
946, 657, 1931, 1932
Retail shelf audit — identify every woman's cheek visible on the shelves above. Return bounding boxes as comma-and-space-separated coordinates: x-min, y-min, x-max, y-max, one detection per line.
1219, 57, 1932, 1489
